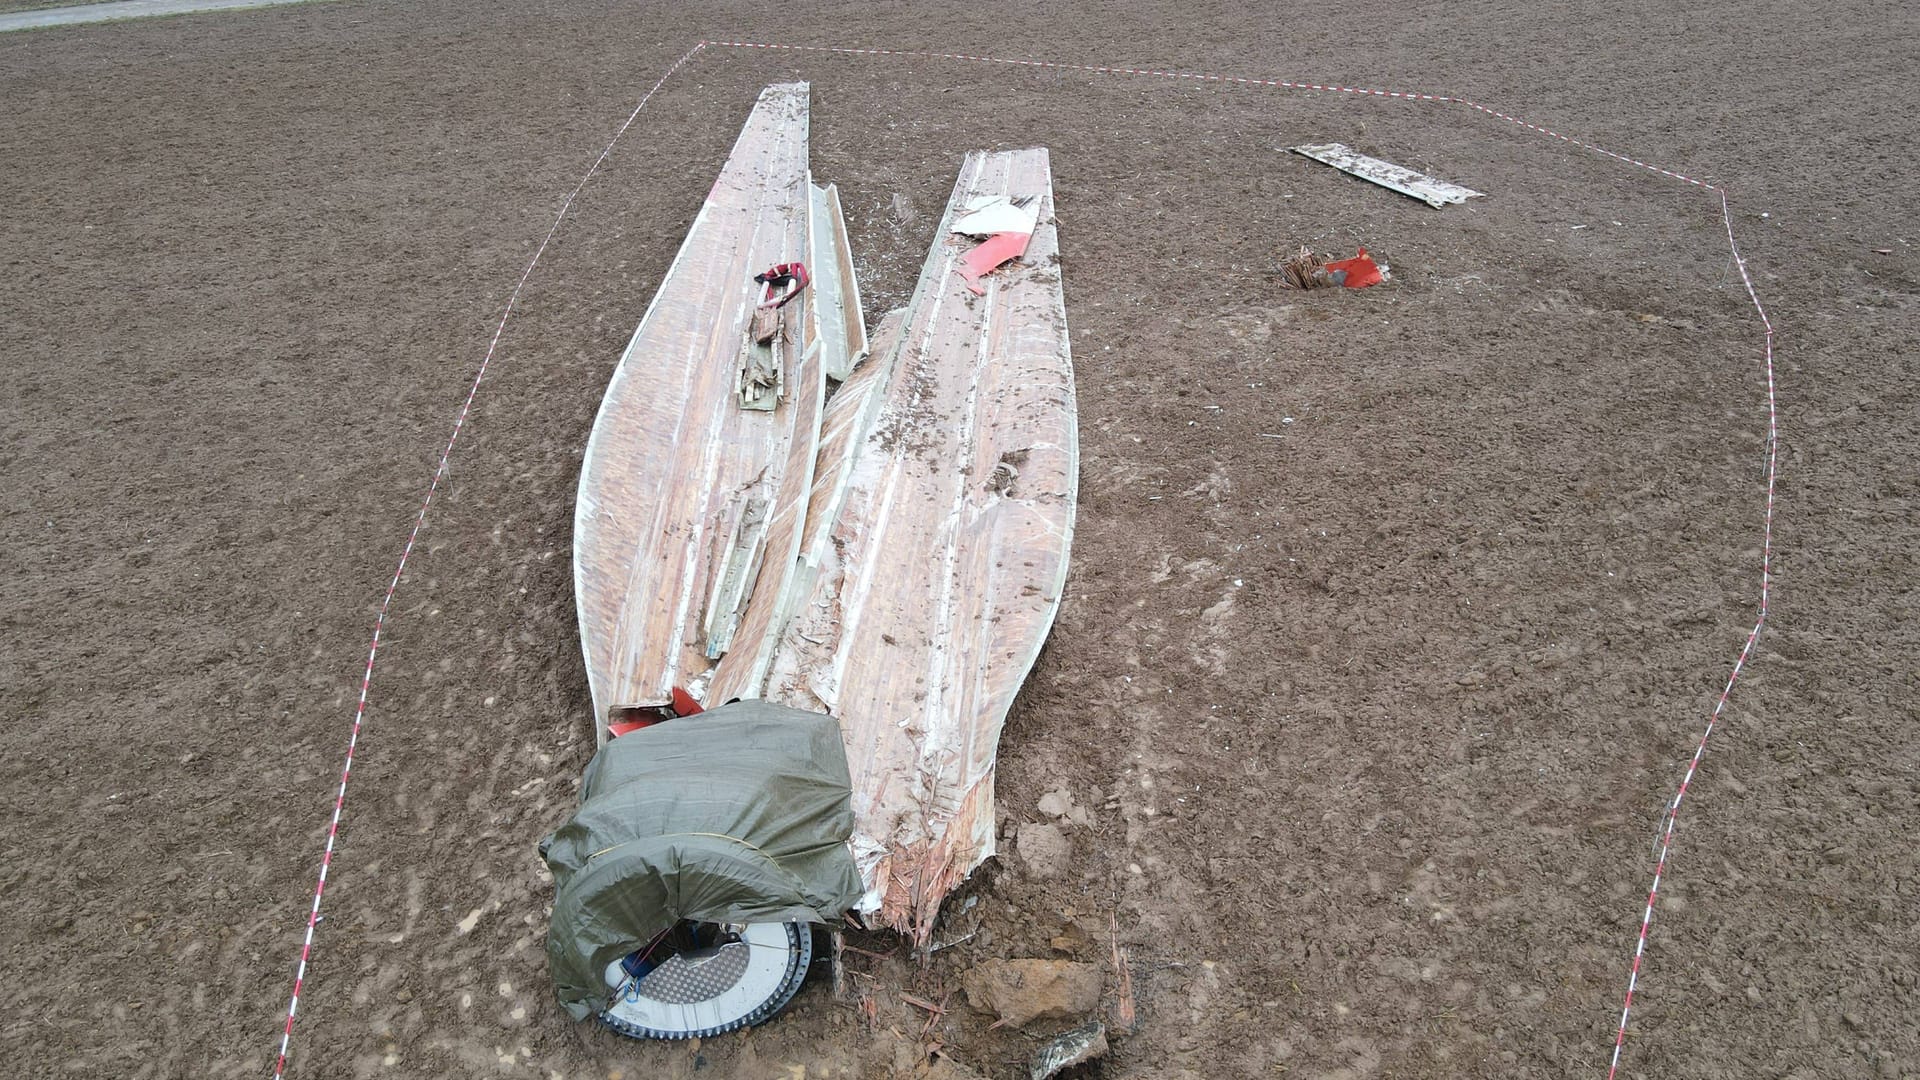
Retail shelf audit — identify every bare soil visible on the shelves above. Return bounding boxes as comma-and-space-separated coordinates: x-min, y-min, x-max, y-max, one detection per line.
2, 2, 1915, 1078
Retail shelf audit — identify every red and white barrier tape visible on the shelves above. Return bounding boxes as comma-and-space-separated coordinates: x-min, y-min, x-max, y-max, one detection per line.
269, 42, 705, 1080
702, 40, 1721, 188
1603, 195, 1776, 1080
274, 37, 1776, 1080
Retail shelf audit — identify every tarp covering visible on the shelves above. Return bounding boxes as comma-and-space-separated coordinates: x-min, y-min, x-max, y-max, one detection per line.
541, 700, 862, 1019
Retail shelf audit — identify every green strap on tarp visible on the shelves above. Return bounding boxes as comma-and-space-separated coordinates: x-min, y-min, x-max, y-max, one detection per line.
541, 700, 862, 1019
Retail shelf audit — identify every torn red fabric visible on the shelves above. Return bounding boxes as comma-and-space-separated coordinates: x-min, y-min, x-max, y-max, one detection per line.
958, 231, 1032, 295
1324, 247, 1383, 288
754, 261, 810, 308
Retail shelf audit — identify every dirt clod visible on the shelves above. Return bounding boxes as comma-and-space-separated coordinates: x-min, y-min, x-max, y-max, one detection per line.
1015, 821, 1073, 880
962, 959, 1101, 1028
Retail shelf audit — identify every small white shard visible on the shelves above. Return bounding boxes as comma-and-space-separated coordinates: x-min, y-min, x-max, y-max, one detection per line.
1287, 143, 1485, 208
953, 194, 1041, 237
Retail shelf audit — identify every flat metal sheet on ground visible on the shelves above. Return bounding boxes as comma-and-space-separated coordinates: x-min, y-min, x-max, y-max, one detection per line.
1288, 142, 1486, 208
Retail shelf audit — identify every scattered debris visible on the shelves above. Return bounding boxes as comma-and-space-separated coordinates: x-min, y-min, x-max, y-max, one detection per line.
606, 685, 703, 738
901, 991, 952, 1038
1289, 142, 1485, 208
749, 261, 809, 353
958, 230, 1034, 295
1277, 245, 1327, 289
928, 929, 977, 953
754, 261, 810, 309
1278, 244, 1387, 289
1029, 1021, 1109, 1080
953, 193, 1041, 237
962, 959, 1101, 1028
1325, 247, 1386, 288
953, 191, 1043, 294
829, 929, 848, 999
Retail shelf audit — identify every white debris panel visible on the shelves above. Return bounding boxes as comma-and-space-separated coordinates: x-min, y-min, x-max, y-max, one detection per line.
1288, 142, 1486, 208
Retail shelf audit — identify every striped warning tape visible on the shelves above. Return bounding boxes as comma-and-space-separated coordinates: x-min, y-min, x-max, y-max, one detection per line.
1603, 192, 1776, 1080
268, 41, 706, 1080
702, 40, 1719, 188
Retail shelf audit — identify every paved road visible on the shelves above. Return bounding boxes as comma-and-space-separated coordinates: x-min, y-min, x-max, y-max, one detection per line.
0, 0, 322, 33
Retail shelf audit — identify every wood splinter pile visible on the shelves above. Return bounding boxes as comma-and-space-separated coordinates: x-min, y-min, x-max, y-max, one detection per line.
1278, 244, 1333, 290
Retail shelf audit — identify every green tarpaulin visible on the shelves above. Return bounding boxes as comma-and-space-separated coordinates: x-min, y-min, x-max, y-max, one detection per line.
541, 701, 863, 1019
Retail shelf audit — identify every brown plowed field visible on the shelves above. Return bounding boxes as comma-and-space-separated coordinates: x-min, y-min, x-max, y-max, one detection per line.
3, 3, 1915, 1077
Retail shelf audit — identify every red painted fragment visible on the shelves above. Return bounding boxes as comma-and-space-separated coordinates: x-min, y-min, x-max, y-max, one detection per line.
754, 261, 810, 308
607, 716, 658, 738
958, 231, 1032, 295
608, 687, 702, 736
1324, 247, 1383, 288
